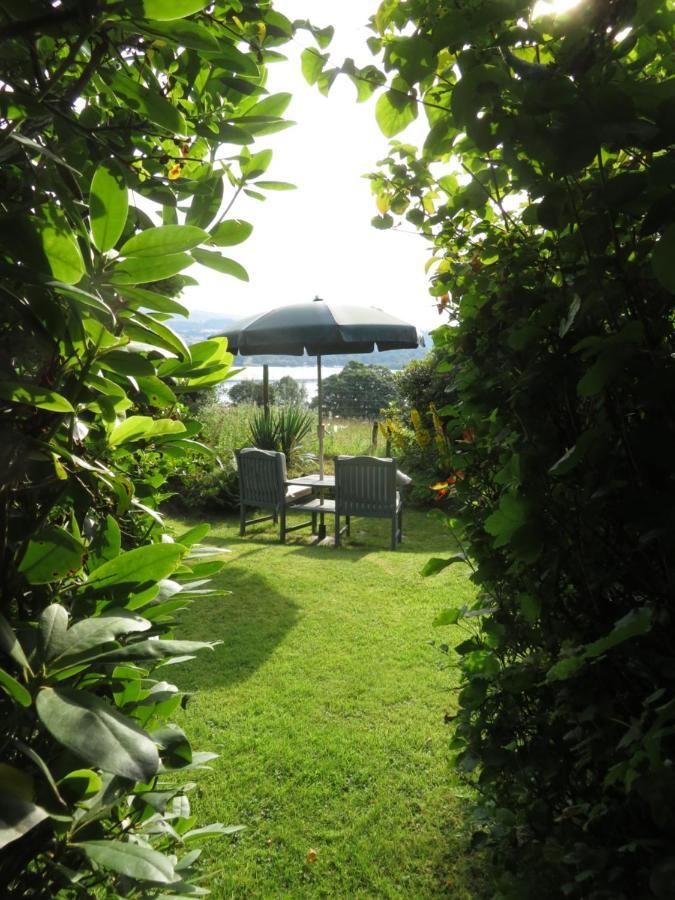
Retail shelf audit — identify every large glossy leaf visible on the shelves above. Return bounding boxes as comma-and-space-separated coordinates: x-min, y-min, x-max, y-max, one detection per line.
191, 249, 249, 281
116, 285, 189, 317
140, 0, 209, 21
110, 74, 186, 135
109, 415, 186, 446
33, 206, 85, 284
0, 795, 48, 851
39, 604, 69, 661
120, 225, 208, 258
136, 375, 178, 409
0, 381, 73, 412
100, 350, 156, 377
0, 668, 31, 707
209, 219, 253, 246
375, 82, 418, 137
76, 839, 179, 883
95, 639, 215, 663
142, 19, 218, 50
186, 177, 224, 229
90, 161, 129, 253
18, 526, 85, 584
0, 613, 29, 669
81, 543, 185, 595
36, 687, 159, 781
108, 253, 194, 284
49, 612, 152, 664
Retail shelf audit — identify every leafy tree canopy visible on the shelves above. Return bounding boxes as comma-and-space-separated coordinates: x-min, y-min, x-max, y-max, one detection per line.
315, 360, 396, 418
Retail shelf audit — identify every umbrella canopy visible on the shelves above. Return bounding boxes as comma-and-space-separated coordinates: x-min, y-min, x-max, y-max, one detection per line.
215, 297, 420, 477
220, 299, 419, 357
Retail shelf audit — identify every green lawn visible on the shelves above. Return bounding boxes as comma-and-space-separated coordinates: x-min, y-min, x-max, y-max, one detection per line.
168, 509, 490, 899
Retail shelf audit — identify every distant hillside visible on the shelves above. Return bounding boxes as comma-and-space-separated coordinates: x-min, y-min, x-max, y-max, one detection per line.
171, 311, 430, 369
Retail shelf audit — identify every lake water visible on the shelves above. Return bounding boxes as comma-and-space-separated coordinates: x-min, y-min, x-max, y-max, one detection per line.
219, 365, 345, 401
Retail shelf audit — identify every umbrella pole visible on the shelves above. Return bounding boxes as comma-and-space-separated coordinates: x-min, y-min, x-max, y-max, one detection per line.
317, 354, 324, 479
263, 364, 270, 419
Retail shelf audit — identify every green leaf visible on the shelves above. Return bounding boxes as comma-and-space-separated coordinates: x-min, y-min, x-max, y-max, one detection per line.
422, 553, 467, 577
0, 668, 31, 707
90, 161, 129, 253
177, 523, 210, 547
0, 795, 48, 851
484, 493, 528, 548
241, 149, 273, 179
140, 0, 209, 21
81, 543, 185, 595
34, 206, 85, 284
301, 48, 328, 86
58, 769, 102, 803
90, 515, 122, 570
76, 839, 179, 883
240, 92, 292, 120
209, 219, 253, 246
652, 223, 675, 293
110, 74, 186, 135
109, 415, 186, 446
36, 687, 159, 781
95, 639, 214, 663
136, 375, 177, 408
375, 86, 418, 138
18, 526, 85, 584
432, 608, 462, 626
120, 225, 208, 258
0, 381, 74, 412
49, 612, 152, 664
186, 176, 224, 229
39, 604, 69, 661
0, 613, 30, 670
584, 607, 652, 659
100, 350, 156, 377
255, 181, 297, 191
116, 286, 189, 317
190, 248, 249, 281
108, 253, 194, 284
143, 19, 219, 50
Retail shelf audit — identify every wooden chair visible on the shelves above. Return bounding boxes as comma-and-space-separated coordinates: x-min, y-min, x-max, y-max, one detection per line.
334, 455, 403, 550
236, 448, 332, 543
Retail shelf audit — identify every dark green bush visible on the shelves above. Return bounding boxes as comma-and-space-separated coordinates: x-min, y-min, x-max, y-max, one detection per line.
342, 0, 675, 895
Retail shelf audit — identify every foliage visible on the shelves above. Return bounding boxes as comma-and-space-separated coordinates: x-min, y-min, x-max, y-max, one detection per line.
0, 0, 298, 894
306, 0, 675, 895
314, 360, 397, 418
274, 374, 307, 406
248, 405, 314, 467
226, 375, 306, 406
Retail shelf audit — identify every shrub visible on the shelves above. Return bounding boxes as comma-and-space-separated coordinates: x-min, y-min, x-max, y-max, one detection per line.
249, 406, 315, 469
0, 2, 295, 894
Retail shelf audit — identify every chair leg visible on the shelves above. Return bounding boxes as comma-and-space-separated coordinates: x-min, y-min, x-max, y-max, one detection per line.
398, 508, 403, 545
335, 514, 340, 548
239, 503, 246, 536
391, 514, 397, 550
346, 515, 351, 536
279, 508, 286, 543
273, 509, 278, 524
312, 512, 317, 535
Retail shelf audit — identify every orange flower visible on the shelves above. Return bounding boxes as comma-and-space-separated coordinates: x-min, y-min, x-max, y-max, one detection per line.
305, 849, 318, 863
168, 163, 182, 180
462, 428, 475, 443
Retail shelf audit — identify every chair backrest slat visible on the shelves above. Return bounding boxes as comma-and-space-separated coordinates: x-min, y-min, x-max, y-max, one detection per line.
335, 455, 397, 516
236, 448, 287, 506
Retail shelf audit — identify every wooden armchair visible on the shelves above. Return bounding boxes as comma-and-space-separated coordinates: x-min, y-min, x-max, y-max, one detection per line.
334, 455, 403, 550
235, 448, 328, 543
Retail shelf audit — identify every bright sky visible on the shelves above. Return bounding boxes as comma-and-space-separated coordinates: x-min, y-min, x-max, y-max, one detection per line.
183, 0, 583, 330
182, 0, 441, 331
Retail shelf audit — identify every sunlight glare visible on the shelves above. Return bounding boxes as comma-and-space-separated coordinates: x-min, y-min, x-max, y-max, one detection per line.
532, 0, 585, 19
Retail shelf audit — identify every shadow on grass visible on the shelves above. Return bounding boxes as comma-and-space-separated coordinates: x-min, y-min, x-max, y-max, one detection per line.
177, 564, 299, 691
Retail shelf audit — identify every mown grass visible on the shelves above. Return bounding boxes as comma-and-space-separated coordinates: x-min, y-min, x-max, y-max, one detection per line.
168, 509, 492, 899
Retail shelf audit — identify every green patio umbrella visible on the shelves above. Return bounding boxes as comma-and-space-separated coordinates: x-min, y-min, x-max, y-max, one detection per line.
216, 297, 420, 477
